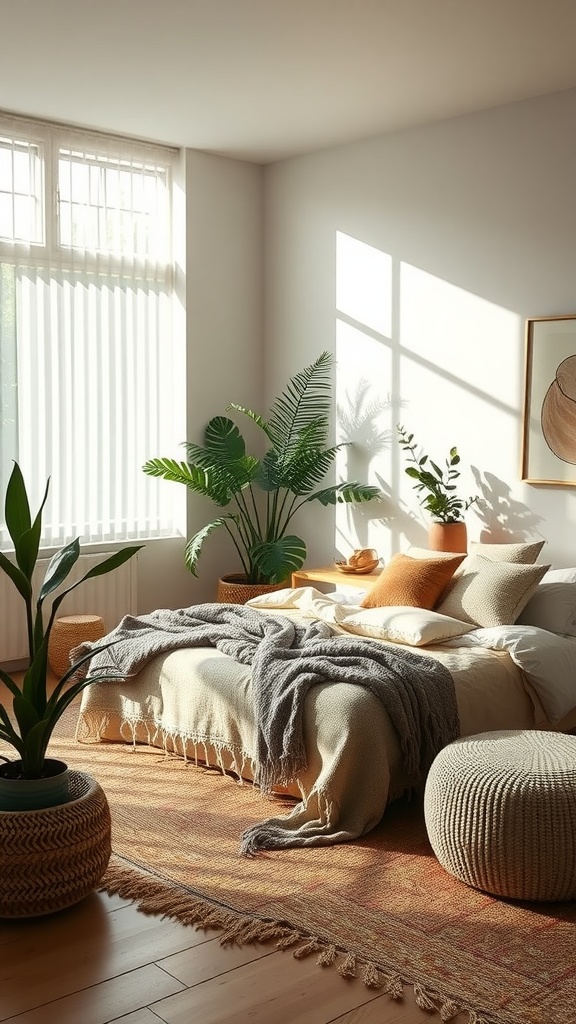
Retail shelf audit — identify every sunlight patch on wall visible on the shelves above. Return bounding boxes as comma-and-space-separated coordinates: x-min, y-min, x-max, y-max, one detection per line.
398, 261, 520, 447
336, 231, 392, 336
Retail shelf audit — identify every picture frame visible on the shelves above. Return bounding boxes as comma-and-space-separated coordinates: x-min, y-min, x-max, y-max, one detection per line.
521, 314, 576, 485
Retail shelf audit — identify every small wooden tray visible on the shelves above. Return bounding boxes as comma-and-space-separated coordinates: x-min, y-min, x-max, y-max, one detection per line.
334, 560, 379, 575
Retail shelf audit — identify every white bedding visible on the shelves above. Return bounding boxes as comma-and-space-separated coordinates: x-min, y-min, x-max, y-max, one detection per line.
75, 588, 568, 850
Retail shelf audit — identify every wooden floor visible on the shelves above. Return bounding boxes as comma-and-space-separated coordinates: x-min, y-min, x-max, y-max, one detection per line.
0, 889, 458, 1024
0, 679, 468, 1024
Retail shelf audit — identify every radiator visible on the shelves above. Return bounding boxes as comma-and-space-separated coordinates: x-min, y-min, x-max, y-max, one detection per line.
0, 551, 138, 664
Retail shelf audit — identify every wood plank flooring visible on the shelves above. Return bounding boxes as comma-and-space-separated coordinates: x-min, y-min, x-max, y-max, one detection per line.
0, 677, 469, 1024
0, 889, 458, 1024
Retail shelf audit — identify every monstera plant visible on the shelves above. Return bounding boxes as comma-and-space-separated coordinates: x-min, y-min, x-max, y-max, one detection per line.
143, 351, 380, 586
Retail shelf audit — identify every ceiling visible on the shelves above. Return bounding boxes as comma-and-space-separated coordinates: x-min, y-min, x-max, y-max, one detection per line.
2, 0, 576, 164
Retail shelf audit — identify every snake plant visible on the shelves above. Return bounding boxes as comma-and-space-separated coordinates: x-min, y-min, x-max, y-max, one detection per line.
0, 464, 142, 779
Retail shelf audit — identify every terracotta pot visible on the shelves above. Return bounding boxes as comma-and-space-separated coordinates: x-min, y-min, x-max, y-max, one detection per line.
217, 574, 288, 605
427, 521, 468, 554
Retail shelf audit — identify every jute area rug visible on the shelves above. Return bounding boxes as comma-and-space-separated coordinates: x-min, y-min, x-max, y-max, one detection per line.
16, 711, 576, 1024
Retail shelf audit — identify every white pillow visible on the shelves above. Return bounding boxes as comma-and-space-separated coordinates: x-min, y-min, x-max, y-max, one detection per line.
436, 554, 550, 627
339, 606, 474, 646
543, 567, 576, 584
468, 539, 545, 564
517, 582, 576, 636
464, 624, 576, 724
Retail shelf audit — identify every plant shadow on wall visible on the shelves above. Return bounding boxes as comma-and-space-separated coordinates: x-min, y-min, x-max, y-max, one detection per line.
334, 381, 392, 550
470, 468, 544, 540
143, 352, 381, 587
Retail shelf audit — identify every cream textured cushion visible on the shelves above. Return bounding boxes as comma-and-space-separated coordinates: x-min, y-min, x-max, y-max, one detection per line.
424, 730, 576, 901
468, 539, 545, 564
435, 554, 549, 627
339, 606, 474, 646
405, 546, 462, 560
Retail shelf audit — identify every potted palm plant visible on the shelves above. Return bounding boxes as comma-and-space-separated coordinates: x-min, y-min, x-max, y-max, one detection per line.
0, 462, 142, 810
397, 425, 478, 552
143, 351, 380, 601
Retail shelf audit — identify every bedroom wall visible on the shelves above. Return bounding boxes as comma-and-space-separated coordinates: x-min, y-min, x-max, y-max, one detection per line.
262, 87, 576, 572
137, 150, 264, 611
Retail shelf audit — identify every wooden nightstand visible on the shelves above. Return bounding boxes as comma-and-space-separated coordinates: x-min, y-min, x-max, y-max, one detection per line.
290, 565, 382, 590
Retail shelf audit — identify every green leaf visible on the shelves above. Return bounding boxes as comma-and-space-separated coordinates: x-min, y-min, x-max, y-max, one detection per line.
41, 546, 143, 633
38, 538, 80, 604
0, 550, 32, 602
144, 458, 234, 506
184, 517, 235, 576
204, 416, 247, 462
12, 693, 40, 738
75, 546, 143, 584
143, 457, 206, 487
226, 404, 274, 442
279, 443, 344, 496
4, 462, 31, 546
0, 668, 22, 699
13, 476, 50, 580
251, 535, 307, 583
307, 482, 381, 506
266, 352, 332, 456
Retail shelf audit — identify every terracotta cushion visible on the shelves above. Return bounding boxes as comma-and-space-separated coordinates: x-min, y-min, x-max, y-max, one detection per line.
360, 552, 466, 610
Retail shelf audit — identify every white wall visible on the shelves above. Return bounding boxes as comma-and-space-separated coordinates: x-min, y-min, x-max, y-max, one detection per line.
262, 88, 576, 570
137, 150, 264, 611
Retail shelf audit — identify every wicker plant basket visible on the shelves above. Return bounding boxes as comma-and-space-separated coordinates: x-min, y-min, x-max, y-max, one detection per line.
217, 574, 288, 605
0, 770, 111, 919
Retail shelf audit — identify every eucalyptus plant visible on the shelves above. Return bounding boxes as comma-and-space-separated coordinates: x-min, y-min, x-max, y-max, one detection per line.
143, 351, 381, 584
397, 424, 478, 524
0, 463, 142, 779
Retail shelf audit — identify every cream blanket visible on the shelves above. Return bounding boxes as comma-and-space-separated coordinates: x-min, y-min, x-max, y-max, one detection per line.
74, 603, 459, 852
76, 600, 541, 852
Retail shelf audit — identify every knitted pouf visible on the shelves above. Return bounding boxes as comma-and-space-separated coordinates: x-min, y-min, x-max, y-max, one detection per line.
424, 730, 576, 902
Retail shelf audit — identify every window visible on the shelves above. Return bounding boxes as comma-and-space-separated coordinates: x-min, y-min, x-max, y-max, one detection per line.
0, 114, 185, 549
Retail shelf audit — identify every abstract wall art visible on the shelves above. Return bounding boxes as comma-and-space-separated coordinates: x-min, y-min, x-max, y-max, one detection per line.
522, 314, 576, 485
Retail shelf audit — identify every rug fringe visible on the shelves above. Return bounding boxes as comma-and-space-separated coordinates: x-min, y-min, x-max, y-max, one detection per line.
100, 856, 501, 1024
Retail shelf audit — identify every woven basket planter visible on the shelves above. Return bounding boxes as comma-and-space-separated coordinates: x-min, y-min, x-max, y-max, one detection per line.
217, 574, 288, 605
0, 769, 111, 918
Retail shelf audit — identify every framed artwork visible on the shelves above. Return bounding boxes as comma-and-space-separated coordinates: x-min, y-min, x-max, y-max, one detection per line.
521, 314, 576, 485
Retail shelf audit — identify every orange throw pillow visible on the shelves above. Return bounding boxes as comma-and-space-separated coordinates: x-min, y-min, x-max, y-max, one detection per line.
360, 552, 466, 610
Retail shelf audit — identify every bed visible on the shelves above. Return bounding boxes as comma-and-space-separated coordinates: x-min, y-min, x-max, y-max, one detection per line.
75, 547, 576, 853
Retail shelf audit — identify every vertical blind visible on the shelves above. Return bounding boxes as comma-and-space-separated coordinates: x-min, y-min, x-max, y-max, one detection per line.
0, 114, 185, 549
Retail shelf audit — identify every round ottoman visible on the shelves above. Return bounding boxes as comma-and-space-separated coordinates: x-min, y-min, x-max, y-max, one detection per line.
48, 614, 106, 677
424, 730, 576, 901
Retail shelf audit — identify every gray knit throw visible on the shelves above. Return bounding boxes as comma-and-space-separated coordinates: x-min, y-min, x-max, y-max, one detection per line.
75, 603, 459, 849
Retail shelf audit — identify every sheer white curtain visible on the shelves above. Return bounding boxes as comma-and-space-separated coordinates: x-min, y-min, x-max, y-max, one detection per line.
0, 114, 185, 549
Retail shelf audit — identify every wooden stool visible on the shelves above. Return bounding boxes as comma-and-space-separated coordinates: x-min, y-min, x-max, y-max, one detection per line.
48, 614, 106, 677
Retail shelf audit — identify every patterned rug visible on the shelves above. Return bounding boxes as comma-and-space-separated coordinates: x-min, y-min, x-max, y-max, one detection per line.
19, 712, 576, 1024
